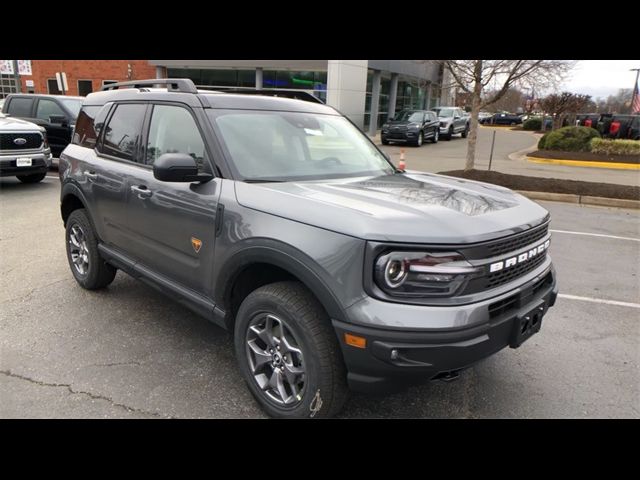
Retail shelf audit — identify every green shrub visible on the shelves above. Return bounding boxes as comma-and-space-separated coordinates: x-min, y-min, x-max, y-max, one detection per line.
523, 118, 542, 131
541, 126, 601, 152
590, 138, 640, 156
538, 132, 549, 149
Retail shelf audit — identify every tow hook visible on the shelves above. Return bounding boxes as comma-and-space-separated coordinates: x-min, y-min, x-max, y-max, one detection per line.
435, 370, 461, 382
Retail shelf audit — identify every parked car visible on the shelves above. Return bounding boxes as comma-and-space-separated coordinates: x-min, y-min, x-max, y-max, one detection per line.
432, 106, 469, 140
487, 112, 523, 125
605, 114, 640, 140
2, 93, 84, 159
0, 114, 52, 183
59, 78, 558, 418
381, 109, 440, 146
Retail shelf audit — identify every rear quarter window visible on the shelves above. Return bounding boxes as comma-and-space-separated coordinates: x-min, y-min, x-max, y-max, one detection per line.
72, 104, 111, 148
7, 97, 34, 117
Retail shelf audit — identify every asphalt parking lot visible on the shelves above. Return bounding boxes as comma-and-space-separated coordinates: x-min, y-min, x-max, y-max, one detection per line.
1, 172, 638, 418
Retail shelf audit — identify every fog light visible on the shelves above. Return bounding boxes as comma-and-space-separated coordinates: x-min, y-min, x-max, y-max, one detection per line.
390, 349, 399, 360
344, 333, 366, 349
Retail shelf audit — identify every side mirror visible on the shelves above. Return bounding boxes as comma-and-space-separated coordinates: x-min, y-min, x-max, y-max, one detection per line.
50, 114, 68, 126
454, 115, 461, 119
153, 153, 213, 183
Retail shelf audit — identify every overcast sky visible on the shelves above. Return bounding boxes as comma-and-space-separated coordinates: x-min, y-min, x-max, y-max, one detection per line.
561, 60, 640, 99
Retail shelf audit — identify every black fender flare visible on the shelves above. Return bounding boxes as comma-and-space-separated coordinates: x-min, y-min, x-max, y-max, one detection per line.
60, 182, 101, 237
215, 238, 348, 324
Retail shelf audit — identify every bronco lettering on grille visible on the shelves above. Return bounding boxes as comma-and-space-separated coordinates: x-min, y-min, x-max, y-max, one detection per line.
489, 239, 550, 273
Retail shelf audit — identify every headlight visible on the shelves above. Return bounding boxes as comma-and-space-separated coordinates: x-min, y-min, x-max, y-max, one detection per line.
440, 121, 448, 128
409, 123, 421, 129
374, 251, 481, 297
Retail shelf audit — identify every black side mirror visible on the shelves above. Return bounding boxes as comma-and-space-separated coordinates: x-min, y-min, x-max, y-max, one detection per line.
49, 114, 68, 126
153, 153, 213, 183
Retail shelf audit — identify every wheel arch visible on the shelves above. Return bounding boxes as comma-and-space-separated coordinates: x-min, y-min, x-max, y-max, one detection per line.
215, 242, 348, 332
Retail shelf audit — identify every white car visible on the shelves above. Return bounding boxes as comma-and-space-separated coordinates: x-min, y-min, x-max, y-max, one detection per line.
0, 115, 52, 183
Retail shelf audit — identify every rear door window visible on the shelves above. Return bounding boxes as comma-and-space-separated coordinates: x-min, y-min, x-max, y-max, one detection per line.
99, 103, 147, 162
7, 97, 34, 117
73, 105, 112, 148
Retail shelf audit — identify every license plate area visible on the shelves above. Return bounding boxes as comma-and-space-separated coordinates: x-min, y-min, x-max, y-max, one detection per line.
16, 157, 32, 167
510, 300, 545, 348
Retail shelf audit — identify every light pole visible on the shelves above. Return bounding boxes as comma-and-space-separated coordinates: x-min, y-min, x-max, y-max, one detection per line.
630, 68, 639, 114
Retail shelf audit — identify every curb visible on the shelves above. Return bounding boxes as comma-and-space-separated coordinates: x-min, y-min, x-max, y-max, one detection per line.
516, 190, 640, 209
526, 156, 640, 170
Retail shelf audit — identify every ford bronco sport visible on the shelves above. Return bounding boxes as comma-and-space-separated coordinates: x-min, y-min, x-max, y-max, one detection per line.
59, 79, 558, 418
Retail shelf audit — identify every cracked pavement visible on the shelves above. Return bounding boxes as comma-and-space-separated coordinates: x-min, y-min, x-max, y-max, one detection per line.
1, 173, 638, 418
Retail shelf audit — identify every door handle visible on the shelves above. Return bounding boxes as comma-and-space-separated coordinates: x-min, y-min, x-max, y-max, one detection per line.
85, 171, 98, 181
130, 185, 153, 199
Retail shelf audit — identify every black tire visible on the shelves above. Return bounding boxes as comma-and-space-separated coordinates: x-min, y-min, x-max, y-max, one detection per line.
381, 136, 389, 145
431, 128, 439, 143
461, 124, 469, 138
414, 131, 423, 147
65, 209, 116, 290
234, 281, 348, 418
444, 126, 453, 141
17, 172, 46, 183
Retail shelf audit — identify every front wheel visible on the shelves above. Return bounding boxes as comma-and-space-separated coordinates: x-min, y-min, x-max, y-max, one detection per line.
414, 131, 423, 147
444, 126, 453, 140
17, 172, 46, 183
381, 136, 389, 145
234, 281, 348, 418
461, 125, 469, 138
431, 129, 439, 143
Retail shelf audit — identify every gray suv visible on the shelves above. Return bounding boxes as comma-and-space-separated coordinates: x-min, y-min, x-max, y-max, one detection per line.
433, 106, 470, 140
59, 79, 558, 418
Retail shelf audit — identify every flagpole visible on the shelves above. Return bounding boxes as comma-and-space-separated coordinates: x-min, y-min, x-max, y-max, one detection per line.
630, 68, 639, 114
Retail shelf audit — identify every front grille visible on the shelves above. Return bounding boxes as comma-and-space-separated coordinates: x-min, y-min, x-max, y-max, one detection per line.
0, 132, 43, 150
486, 252, 547, 289
485, 223, 549, 257
488, 271, 553, 319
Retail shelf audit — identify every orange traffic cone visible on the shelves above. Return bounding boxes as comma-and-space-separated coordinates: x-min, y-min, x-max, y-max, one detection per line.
398, 149, 406, 170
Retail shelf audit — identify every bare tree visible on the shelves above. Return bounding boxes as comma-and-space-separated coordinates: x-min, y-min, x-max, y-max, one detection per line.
439, 60, 574, 171
594, 88, 632, 113
484, 87, 526, 113
539, 92, 592, 129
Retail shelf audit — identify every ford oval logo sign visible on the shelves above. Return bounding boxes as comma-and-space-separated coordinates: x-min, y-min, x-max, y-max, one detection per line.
13, 138, 27, 145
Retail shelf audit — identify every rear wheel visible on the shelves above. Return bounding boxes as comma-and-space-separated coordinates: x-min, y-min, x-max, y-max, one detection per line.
17, 172, 46, 183
234, 281, 348, 418
65, 209, 116, 290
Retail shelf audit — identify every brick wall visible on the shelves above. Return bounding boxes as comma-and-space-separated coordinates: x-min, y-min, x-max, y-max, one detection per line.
20, 60, 157, 96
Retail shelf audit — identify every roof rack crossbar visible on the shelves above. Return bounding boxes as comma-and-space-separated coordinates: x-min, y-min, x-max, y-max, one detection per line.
197, 86, 325, 104
100, 78, 198, 94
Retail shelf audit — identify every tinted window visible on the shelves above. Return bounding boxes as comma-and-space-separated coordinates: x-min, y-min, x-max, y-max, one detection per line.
100, 103, 146, 161
7, 97, 34, 117
36, 99, 66, 121
73, 105, 112, 148
146, 105, 206, 170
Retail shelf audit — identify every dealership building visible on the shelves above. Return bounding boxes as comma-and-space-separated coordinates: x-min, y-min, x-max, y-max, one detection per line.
151, 60, 453, 133
2, 60, 453, 134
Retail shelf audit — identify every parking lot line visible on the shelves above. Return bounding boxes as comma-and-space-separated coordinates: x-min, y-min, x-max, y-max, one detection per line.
550, 229, 640, 242
558, 294, 640, 309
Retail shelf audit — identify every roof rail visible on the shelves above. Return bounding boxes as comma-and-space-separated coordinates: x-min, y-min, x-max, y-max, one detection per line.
197, 86, 325, 104
100, 78, 198, 94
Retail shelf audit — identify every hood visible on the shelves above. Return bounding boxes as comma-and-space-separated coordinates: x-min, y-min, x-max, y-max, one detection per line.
437, 115, 454, 123
235, 172, 549, 244
0, 116, 44, 133
385, 119, 413, 126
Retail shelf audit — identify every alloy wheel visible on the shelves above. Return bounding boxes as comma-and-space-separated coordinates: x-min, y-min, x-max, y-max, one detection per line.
69, 224, 89, 275
245, 313, 306, 406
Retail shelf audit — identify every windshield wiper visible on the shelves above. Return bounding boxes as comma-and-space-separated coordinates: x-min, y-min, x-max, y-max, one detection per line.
243, 178, 286, 183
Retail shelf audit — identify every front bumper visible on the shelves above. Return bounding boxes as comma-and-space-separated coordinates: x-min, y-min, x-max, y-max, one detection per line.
334, 264, 558, 393
0, 150, 52, 177
381, 130, 418, 142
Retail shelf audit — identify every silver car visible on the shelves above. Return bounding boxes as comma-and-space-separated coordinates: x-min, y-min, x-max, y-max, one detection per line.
0, 114, 52, 183
433, 106, 470, 140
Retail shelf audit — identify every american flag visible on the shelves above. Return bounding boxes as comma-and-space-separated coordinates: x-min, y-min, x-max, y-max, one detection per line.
633, 76, 640, 114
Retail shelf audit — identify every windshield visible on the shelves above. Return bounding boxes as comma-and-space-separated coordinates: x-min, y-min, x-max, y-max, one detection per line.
59, 98, 83, 119
393, 110, 423, 122
433, 108, 455, 118
209, 110, 395, 182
